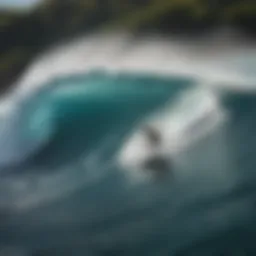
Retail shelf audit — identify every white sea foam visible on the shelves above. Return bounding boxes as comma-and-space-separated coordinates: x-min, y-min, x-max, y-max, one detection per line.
10, 29, 256, 99
117, 86, 228, 175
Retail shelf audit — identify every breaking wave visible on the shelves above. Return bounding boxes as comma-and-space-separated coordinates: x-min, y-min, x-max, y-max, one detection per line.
0, 31, 256, 256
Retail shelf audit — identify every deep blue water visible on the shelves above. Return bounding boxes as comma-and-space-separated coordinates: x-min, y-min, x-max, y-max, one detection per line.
0, 72, 256, 256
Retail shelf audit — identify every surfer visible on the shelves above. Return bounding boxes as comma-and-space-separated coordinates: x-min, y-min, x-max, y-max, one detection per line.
142, 125, 172, 179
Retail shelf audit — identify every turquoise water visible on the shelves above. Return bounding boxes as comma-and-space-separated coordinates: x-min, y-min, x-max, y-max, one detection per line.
1, 72, 256, 256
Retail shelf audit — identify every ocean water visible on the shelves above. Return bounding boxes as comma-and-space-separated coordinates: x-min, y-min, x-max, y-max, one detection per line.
0, 32, 256, 256
0, 72, 256, 256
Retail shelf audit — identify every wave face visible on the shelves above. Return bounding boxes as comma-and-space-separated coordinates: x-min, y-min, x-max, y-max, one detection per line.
1, 70, 256, 256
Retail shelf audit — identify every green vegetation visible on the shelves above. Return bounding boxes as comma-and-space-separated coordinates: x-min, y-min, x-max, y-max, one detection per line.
0, 0, 255, 93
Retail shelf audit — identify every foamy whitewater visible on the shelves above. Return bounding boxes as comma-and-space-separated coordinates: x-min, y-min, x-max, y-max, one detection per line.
0, 30, 256, 256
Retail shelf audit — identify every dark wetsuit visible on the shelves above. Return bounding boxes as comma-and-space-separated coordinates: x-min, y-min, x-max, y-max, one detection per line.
143, 126, 161, 147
